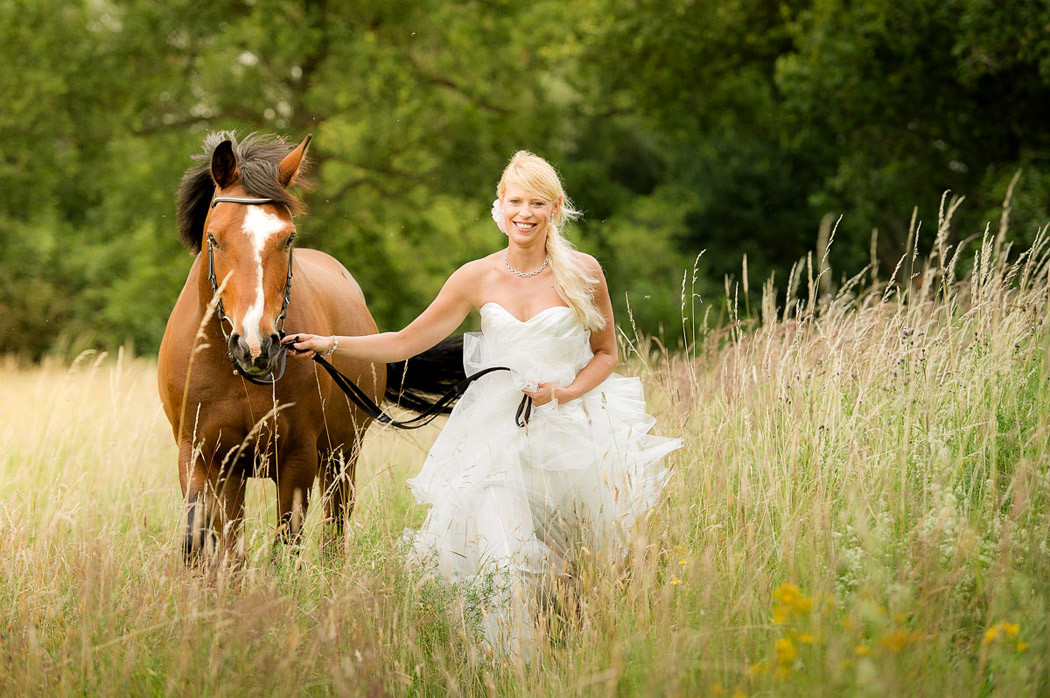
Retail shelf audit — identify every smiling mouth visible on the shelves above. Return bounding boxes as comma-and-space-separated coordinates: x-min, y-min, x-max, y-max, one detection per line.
513, 221, 537, 231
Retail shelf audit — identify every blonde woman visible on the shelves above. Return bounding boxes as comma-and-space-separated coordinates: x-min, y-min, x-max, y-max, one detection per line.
287, 151, 680, 654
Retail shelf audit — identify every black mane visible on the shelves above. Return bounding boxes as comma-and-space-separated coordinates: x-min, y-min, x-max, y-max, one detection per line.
175, 132, 310, 253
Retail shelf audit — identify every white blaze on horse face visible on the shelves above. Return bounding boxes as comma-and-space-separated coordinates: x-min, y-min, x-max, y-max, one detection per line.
240, 206, 287, 356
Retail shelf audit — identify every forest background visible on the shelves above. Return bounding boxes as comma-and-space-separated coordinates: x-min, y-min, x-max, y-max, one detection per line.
3, 0, 1049, 358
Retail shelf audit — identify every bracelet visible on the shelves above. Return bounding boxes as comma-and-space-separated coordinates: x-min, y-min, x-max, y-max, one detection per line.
323, 335, 338, 358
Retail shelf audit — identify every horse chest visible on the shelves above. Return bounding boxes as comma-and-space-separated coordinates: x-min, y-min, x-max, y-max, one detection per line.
185, 394, 315, 459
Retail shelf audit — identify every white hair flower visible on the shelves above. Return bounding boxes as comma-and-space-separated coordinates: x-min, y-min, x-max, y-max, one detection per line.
491, 198, 507, 235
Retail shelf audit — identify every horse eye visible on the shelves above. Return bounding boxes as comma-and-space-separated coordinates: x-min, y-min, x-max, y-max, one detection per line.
284, 234, 297, 249
207, 234, 221, 250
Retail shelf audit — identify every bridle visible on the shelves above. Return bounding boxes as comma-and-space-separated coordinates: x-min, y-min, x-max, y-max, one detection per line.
206, 195, 294, 386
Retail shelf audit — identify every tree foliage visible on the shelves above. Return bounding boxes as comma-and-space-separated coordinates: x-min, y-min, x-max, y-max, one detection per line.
2, 0, 1047, 358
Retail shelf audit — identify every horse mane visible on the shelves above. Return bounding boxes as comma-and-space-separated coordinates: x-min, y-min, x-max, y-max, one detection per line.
175, 132, 311, 253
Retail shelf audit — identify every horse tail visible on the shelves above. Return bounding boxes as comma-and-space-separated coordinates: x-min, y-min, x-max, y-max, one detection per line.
385, 335, 467, 413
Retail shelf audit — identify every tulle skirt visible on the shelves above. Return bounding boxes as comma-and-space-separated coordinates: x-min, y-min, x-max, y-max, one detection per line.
404, 361, 681, 655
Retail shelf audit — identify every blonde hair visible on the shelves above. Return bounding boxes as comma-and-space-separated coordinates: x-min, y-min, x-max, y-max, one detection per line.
497, 151, 606, 331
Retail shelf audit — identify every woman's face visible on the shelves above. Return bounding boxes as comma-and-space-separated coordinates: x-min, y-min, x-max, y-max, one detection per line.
501, 183, 557, 245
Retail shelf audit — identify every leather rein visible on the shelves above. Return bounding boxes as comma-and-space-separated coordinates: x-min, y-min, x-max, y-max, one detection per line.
206, 195, 531, 429
310, 354, 531, 430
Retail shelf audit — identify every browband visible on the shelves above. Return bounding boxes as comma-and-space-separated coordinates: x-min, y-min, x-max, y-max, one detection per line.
210, 196, 277, 208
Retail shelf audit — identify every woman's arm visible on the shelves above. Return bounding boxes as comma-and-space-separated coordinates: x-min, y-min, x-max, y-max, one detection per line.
283, 262, 478, 363
525, 254, 618, 406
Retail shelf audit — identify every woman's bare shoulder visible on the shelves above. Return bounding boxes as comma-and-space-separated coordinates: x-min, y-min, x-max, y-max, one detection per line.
571, 250, 604, 274
443, 254, 502, 303
452, 252, 501, 279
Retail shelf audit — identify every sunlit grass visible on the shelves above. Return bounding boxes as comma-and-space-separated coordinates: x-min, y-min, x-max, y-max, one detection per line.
2, 206, 1048, 695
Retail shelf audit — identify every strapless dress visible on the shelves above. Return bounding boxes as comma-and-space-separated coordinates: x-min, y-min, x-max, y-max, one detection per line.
405, 302, 682, 655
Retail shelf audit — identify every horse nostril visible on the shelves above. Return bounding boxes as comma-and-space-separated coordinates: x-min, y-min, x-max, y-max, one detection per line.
227, 333, 249, 361
261, 333, 281, 356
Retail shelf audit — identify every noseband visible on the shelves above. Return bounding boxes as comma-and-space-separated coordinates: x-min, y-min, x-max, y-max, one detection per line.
206, 195, 294, 386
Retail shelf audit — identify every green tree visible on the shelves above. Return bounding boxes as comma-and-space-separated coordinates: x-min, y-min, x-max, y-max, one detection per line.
3, 0, 1048, 358
776, 0, 1050, 265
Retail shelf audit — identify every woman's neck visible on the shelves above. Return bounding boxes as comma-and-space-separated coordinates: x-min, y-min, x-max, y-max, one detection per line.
506, 242, 548, 273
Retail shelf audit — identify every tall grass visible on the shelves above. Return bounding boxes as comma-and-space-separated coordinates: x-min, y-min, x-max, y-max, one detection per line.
2, 205, 1048, 696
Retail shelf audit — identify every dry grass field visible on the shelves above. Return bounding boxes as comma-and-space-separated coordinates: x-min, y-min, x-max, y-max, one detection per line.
2, 214, 1048, 696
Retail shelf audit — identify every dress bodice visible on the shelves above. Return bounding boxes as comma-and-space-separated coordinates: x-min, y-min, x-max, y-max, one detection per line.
464, 302, 593, 390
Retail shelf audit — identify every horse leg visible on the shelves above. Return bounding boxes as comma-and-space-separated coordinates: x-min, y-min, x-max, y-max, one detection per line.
274, 453, 317, 554
317, 448, 343, 553
178, 439, 218, 564
319, 440, 361, 553
214, 470, 247, 566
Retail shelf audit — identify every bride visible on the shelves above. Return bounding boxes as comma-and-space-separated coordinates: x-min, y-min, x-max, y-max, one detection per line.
285, 151, 681, 654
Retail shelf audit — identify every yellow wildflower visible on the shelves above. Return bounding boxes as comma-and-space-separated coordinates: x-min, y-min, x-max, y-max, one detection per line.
733, 690, 746, 698
880, 628, 918, 653
679, 558, 687, 566
855, 644, 871, 656
775, 637, 797, 664
670, 577, 681, 586
1016, 641, 1028, 653
794, 595, 813, 615
771, 582, 813, 623
773, 583, 801, 607
984, 621, 1021, 646
798, 632, 816, 645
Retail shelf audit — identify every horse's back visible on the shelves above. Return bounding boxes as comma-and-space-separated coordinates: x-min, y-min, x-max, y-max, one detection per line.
297, 248, 366, 300
293, 249, 375, 335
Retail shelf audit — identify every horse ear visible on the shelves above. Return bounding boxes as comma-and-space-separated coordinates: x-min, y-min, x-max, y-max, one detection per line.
278, 134, 312, 188
210, 140, 239, 189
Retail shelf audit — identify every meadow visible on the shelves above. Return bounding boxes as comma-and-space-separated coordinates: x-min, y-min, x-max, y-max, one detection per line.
2, 209, 1048, 696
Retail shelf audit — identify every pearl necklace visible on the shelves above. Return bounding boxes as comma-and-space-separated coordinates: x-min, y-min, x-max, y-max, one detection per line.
504, 249, 549, 277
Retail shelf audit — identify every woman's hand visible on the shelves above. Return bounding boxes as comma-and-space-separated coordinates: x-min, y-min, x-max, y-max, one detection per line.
523, 382, 562, 407
282, 333, 336, 359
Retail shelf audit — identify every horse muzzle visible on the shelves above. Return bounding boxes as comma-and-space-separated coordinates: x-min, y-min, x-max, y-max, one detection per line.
228, 332, 283, 377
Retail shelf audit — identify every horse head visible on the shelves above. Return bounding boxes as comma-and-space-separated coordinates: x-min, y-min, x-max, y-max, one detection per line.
184, 134, 311, 378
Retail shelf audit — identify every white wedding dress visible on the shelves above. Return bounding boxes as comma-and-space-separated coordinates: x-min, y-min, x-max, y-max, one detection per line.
405, 302, 681, 655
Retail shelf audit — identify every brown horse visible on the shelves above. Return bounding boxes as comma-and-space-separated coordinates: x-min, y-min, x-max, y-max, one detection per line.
158, 132, 386, 562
